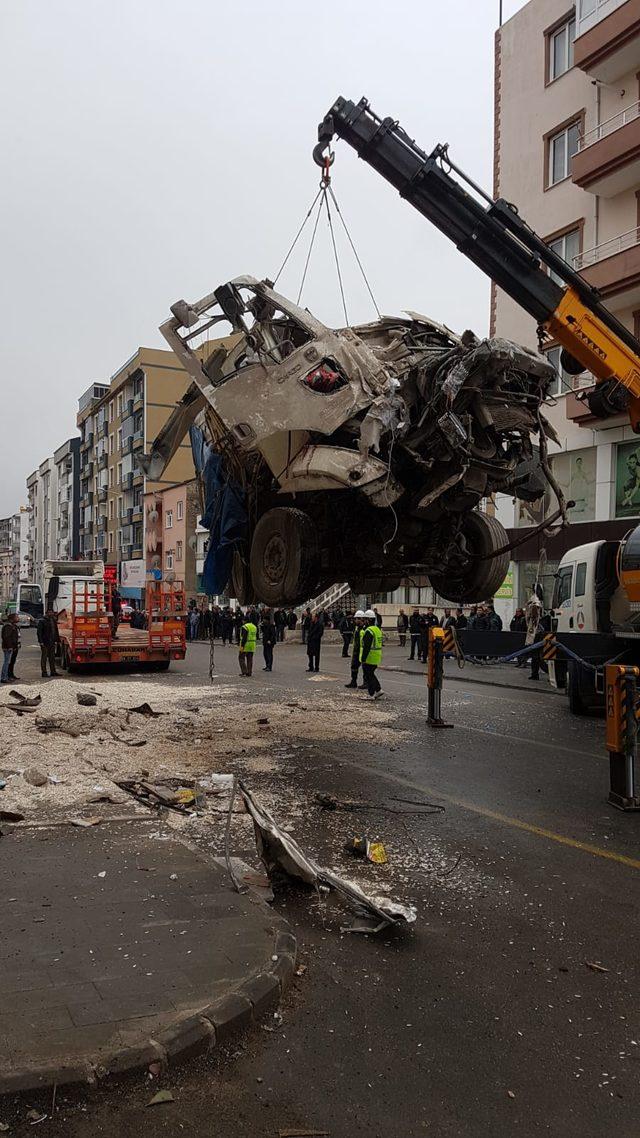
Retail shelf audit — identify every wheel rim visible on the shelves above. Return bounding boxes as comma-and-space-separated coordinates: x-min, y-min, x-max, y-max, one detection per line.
263, 534, 288, 587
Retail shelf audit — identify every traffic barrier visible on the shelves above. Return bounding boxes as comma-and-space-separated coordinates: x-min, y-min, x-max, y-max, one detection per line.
426, 626, 453, 729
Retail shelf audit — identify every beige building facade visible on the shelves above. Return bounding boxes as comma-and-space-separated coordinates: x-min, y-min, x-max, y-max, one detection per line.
494, 0, 640, 614
76, 348, 198, 599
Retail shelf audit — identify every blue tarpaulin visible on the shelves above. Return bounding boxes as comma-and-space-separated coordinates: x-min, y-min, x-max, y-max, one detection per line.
190, 426, 247, 596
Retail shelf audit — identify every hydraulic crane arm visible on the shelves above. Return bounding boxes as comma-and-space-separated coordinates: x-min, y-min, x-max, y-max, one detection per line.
314, 96, 640, 431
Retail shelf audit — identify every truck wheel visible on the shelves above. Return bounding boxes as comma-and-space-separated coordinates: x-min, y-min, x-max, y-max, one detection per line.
150, 660, 170, 672
250, 508, 319, 606
428, 513, 509, 604
231, 549, 255, 606
567, 660, 592, 716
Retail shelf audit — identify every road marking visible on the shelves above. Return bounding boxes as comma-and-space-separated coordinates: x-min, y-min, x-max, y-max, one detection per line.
329, 756, 640, 872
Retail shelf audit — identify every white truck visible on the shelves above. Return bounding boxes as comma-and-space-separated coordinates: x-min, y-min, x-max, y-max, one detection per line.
552, 526, 640, 714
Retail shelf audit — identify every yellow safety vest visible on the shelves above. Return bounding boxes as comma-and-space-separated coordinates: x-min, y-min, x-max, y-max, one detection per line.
241, 622, 257, 653
360, 623, 382, 665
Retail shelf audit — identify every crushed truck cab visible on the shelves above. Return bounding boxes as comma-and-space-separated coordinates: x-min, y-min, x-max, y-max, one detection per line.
151, 277, 558, 606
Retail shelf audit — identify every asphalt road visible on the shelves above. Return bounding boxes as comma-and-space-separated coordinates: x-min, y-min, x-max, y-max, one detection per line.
7, 634, 640, 1137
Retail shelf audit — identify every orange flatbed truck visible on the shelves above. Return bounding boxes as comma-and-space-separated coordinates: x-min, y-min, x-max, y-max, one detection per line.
43, 561, 186, 672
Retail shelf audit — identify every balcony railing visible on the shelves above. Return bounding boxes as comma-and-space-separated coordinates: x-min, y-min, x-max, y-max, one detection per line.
577, 0, 628, 37
579, 100, 640, 150
573, 225, 640, 269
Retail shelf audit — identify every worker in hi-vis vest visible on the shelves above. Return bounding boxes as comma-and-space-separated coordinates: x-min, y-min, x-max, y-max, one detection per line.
239, 618, 257, 677
345, 610, 366, 689
359, 609, 383, 700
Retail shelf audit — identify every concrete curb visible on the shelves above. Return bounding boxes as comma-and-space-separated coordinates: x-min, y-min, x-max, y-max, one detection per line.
0, 926, 297, 1097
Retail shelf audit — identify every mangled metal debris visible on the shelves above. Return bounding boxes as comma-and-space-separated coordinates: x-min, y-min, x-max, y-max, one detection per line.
142, 276, 560, 605
238, 780, 416, 933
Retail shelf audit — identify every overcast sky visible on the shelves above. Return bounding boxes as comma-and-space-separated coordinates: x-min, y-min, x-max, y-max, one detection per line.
0, 0, 527, 515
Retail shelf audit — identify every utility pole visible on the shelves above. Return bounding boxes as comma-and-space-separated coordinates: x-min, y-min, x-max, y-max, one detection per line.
499, 0, 503, 26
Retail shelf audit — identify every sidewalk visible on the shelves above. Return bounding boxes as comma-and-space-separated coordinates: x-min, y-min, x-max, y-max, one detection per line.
0, 818, 295, 1094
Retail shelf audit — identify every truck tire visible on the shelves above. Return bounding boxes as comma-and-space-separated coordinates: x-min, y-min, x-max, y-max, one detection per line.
428, 513, 510, 604
567, 660, 592, 717
231, 548, 255, 606
250, 508, 319, 606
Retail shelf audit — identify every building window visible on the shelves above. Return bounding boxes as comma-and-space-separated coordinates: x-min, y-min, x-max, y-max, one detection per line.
166, 552, 174, 570
117, 463, 122, 483
117, 428, 122, 450
108, 531, 113, 553
548, 119, 581, 186
544, 345, 573, 396
176, 540, 183, 561
166, 510, 173, 529
109, 401, 114, 422
117, 393, 123, 416
108, 467, 114, 488
548, 14, 575, 82
177, 500, 184, 521
547, 226, 581, 284
109, 433, 114, 455
109, 499, 114, 520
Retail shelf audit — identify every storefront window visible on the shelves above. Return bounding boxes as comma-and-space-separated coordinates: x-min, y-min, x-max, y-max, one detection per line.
615, 441, 640, 519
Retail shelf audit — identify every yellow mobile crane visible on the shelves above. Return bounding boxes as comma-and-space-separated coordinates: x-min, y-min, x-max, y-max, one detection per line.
314, 96, 640, 435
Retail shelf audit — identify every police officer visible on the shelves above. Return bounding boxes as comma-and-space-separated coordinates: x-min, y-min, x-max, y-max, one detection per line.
360, 608, 383, 700
239, 615, 257, 677
345, 610, 366, 689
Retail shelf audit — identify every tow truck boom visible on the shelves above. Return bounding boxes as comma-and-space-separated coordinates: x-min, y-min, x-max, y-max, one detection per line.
315, 96, 640, 431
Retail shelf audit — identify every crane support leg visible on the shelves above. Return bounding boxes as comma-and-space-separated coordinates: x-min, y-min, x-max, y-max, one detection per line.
606, 664, 640, 811
427, 627, 453, 730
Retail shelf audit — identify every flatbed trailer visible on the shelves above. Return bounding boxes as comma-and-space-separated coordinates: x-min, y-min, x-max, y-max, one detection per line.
57, 580, 186, 672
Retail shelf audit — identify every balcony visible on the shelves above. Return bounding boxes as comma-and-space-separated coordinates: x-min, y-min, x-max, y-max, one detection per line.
132, 544, 144, 558
125, 399, 134, 417
132, 505, 143, 522
97, 515, 107, 531
573, 100, 640, 195
133, 429, 144, 449
80, 432, 94, 451
97, 485, 108, 502
133, 394, 144, 413
574, 225, 640, 308
121, 508, 134, 525
122, 472, 134, 490
132, 470, 144, 486
575, 0, 640, 83
123, 435, 134, 455
98, 452, 108, 470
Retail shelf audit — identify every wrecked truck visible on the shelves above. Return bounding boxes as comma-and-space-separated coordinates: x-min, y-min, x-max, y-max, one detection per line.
141, 276, 559, 606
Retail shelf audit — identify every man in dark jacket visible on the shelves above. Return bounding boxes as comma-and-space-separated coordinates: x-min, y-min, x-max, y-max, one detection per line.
408, 608, 423, 661
420, 607, 440, 662
345, 610, 366, 688
1, 614, 19, 683
306, 613, 323, 672
340, 612, 355, 657
261, 610, 277, 671
455, 608, 467, 630
487, 604, 503, 632
37, 608, 60, 678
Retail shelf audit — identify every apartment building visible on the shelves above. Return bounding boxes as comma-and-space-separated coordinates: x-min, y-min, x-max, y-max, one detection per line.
53, 438, 81, 562
160, 480, 199, 597
26, 457, 55, 584
0, 508, 29, 603
493, 0, 640, 614
76, 348, 197, 601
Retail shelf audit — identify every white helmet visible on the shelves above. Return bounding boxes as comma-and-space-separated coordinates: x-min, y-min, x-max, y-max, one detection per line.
354, 609, 365, 618
364, 609, 376, 619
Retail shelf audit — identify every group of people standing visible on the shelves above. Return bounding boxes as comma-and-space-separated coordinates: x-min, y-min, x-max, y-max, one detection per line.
186, 601, 297, 646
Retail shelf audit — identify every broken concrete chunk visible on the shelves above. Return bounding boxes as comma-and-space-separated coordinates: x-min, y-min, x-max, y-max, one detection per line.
23, 768, 48, 787
77, 692, 98, 706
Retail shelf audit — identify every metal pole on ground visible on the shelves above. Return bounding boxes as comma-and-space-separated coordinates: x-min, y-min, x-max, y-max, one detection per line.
427, 626, 453, 729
